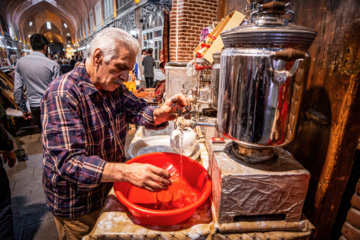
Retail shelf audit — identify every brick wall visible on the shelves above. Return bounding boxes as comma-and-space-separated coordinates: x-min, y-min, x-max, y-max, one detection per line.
169, 0, 218, 63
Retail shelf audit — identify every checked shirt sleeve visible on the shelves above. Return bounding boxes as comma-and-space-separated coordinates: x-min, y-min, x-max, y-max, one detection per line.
122, 87, 168, 130
42, 93, 106, 191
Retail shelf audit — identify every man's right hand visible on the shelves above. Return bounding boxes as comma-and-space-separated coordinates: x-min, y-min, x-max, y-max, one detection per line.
123, 163, 171, 192
101, 162, 171, 192
22, 111, 32, 120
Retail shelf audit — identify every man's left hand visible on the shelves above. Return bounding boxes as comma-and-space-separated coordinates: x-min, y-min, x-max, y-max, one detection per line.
153, 93, 189, 125
3, 150, 16, 168
22, 111, 32, 120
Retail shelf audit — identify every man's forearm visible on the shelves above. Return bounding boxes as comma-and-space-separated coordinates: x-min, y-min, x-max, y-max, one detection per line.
13, 88, 28, 113
101, 162, 128, 182
153, 107, 167, 125
13, 71, 28, 113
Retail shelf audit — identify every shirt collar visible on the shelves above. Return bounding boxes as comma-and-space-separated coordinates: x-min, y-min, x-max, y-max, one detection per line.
30, 51, 46, 57
76, 59, 99, 96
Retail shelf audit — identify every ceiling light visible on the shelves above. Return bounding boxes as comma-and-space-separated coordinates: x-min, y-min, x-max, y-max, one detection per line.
64, 23, 68, 28
29, 22, 33, 26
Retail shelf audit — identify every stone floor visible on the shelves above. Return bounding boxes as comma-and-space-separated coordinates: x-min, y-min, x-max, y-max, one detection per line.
3, 128, 59, 240
4, 125, 136, 240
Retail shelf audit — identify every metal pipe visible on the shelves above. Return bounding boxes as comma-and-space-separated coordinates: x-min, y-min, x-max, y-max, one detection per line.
196, 100, 210, 104
196, 122, 216, 127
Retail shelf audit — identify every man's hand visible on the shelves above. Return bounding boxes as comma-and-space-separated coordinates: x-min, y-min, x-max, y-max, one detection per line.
22, 111, 32, 120
153, 93, 189, 125
101, 162, 171, 192
3, 150, 16, 168
123, 163, 171, 192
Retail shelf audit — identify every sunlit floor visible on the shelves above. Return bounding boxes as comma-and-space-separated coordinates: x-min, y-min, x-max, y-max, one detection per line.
4, 124, 136, 240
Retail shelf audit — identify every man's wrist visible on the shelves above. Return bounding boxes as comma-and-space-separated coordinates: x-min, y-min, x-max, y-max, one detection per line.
101, 162, 127, 183
153, 107, 165, 125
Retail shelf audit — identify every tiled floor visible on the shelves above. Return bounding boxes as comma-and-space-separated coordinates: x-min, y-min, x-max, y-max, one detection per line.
4, 125, 136, 240
4, 130, 59, 240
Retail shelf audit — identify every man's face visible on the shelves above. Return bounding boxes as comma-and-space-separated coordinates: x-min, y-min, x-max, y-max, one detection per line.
94, 47, 135, 92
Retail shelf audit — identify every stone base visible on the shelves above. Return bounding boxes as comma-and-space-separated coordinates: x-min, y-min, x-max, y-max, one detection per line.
205, 127, 310, 223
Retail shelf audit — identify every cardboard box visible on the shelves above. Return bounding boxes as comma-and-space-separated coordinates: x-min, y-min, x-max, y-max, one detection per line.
194, 11, 245, 63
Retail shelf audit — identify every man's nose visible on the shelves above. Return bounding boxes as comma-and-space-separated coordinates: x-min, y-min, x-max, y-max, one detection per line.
118, 71, 129, 81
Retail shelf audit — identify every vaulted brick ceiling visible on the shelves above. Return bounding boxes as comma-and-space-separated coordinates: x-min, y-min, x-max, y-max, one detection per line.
1, 0, 94, 44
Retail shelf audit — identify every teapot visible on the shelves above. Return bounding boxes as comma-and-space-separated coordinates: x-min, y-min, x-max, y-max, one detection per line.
170, 127, 197, 157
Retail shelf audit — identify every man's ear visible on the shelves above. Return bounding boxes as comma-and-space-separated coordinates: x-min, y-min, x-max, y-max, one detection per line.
93, 48, 103, 66
43, 45, 48, 52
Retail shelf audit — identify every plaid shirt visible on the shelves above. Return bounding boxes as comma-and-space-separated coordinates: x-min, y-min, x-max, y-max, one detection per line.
41, 61, 167, 218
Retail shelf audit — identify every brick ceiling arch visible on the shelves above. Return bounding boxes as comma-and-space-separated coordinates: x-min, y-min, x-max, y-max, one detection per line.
43, 31, 63, 43
38, 21, 62, 40
1, 0, 90, 43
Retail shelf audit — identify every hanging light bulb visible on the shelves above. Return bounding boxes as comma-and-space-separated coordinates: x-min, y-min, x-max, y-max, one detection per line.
134, 0, 140, 4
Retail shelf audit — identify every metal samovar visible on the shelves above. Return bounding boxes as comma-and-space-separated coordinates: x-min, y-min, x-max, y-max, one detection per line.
205, 0, 317, 224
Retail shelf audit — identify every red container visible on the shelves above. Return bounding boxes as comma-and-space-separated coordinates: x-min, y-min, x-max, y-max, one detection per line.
114, 152, 212, 225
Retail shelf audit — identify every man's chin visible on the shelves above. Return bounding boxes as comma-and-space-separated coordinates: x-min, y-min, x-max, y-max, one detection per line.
106, 82, 122, 92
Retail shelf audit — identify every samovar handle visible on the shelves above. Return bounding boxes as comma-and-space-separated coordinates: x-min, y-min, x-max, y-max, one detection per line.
269, 48, 309, 86
273, 48, 308, 62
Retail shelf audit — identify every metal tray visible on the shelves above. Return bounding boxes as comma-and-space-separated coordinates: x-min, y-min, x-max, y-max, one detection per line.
128, 135, 200, 160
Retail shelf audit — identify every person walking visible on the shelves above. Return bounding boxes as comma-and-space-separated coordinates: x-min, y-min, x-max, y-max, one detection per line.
41, 27, 188, 240
70, 55, 76, 69
14, 34, 60, 130
142, 48, 156, 88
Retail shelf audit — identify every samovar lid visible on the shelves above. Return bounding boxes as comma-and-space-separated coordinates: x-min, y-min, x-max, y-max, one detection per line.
221, 1, 317, 50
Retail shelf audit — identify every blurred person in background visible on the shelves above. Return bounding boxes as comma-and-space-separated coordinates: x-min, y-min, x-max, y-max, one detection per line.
14, 34, 60, 130
60, 59, 72, 74
142, 48, 155, 88
70, 55, 76, 69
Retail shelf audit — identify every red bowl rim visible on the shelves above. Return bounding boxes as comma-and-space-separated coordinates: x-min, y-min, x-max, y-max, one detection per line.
114, 152, 212, 217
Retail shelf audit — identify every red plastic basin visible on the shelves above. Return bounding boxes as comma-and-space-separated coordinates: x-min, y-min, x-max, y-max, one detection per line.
113, 152, 212, 225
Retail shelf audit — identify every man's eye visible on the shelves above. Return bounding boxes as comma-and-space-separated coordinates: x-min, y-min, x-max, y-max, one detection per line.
117, 66, 127, 71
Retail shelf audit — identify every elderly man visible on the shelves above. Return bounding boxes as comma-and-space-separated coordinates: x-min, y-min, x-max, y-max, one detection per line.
41, 27, 187, 240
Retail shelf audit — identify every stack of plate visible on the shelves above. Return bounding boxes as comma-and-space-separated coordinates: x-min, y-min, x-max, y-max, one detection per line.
128, 135, 200, 160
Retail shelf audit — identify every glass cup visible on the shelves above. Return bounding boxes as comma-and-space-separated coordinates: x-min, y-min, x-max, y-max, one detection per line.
162, 162, 178, 176
156, 190, 174, 210
162, 162, 180, 183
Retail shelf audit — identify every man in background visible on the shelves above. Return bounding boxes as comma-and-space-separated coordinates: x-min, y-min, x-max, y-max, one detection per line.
70, 55, 76, 69
60, 59, 72, 74
142, 48, 155, 88
14, 34, 60, 130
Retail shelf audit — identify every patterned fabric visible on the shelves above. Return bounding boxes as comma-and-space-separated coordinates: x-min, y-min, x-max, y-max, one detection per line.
41, 61, 167, 218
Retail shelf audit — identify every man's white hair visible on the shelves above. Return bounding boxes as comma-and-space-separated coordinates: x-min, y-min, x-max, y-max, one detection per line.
88, 27, 140, 63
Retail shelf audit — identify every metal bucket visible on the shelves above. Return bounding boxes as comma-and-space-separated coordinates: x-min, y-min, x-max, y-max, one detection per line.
210, 52, 221, 109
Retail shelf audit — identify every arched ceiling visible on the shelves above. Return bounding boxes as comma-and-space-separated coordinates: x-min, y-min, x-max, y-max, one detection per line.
1, 0, 92, 44
44, 32, 63, 43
